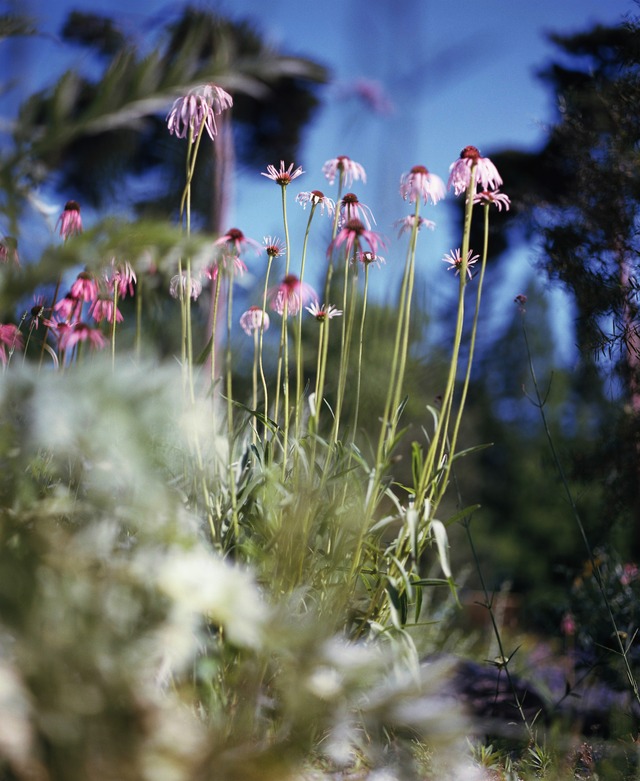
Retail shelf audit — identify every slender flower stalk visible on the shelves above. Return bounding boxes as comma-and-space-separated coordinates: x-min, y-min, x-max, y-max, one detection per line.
435, 203, 490, 508
225, 272, 240, 541
167, 83, 232, 543
103, 259, 134, 368
210, 228, 260, 390
258, 237, 285, 436
330, 238, 362, 446
294, 199, 320, 438
269, 275, 316, 448
176, 117, 204, 397
376, 198, 422, 467
307, 303, 342, 432
351, 257, 372, 443
376, 164, 442, 470
322, 157, 366, 306
416, 160, 479, 507
240, 306, 270, 420
262, 163, 303, 468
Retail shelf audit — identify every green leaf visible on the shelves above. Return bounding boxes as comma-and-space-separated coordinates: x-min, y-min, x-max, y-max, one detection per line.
430, 519, 452, 579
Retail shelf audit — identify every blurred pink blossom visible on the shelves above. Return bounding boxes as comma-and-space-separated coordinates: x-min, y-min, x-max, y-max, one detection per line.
56, 200, 82, 239
400, 165, 445, 205
240, 306, 270, 335
448, 145, 503, 196
322, 155, 367, 188
166, 84, 232, 142
269, 275, 317, 316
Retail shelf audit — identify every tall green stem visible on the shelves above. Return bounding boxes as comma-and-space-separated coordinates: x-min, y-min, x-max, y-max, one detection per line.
226, 275, 239, 541
259, 255, 274, 440
416, 165, 477, 506
294, 204, 318, 438
376, 200, 421, 467
331, 246, 359, 445
210, 273, 222, 395
323, 173, 345, 303
434, 201, 489, 507
178, 127, 216, 542
351, 262, 370, 443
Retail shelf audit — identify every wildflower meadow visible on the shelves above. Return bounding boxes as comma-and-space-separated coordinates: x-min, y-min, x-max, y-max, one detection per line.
1, 7, 640, 781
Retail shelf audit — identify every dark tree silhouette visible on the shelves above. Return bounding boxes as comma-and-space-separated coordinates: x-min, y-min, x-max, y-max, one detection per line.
462, 16, 640, 552
11, 7, 328, 230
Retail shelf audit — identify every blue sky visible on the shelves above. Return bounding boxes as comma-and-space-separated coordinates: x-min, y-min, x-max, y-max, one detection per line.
8, 0, 640, 360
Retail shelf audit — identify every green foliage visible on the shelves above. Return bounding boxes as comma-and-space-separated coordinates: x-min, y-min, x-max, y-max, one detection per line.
4, 6, 640, 778
0, 359, 476, 780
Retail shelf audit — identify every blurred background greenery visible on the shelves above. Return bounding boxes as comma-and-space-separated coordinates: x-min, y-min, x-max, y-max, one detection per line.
1, 0, 640, 678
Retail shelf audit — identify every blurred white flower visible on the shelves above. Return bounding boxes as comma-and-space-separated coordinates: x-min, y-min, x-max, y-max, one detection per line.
157, 548, 265, 649
307, 665, 344, 700
0, 659, 34, 767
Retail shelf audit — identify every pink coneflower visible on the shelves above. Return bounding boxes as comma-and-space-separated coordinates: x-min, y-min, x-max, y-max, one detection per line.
560, 612, 576, 637
620, 563, 639, 586
448, 146, 503, 196
261, 161, 304, 186
89, 296, 124, 325
0, 323, 23, 365
169, 272, 202, 301
205, 256, 247, 282
514, 293, 528, 312
473, 188, 511, 211
213, 228, 263, 257
240, 306, 270, 335
166, 84, 233, 142
30, 296, 47, 329
56, 200, 82, 239
339, 193, 376, 229
105, 259, 137, 298
269, 274, 317, 316
322, 155, 367, 187
442, 248, 480, 279
263, 236, 286, 259
54, 293, 82, 322
44, 319, 72, 346
329, 218, 385, 258
340, 78, 394, 115
399, 165, 445, 205
59, 322, 107, 352
305, 301, 342, 321
70, 271, 99, 303
394, 215, 436, 237
0, 236, 19, 265
296, 190, 336, 217
355, 250, 386, 268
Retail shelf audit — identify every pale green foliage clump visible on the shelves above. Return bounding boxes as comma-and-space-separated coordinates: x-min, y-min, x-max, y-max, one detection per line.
0, 359, 472, 780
